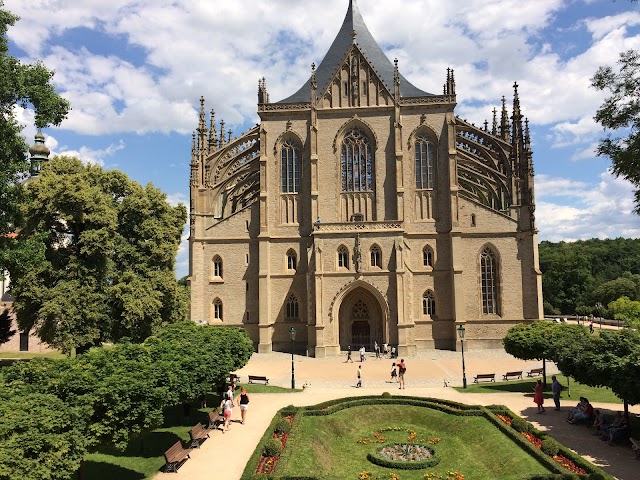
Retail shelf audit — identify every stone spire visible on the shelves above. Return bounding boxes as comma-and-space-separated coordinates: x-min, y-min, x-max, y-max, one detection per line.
492, 108, 498, 136
445, 68, 456, 95
208, 109, 218, 153
219, 120, 226, 148
500, 96, 510, 143
197, 96, 208, 154
29, 128, 50, 176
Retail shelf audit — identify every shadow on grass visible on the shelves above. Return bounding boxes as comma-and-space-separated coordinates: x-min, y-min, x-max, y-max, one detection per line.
77, 461, 145, 480
98, 431, 185, 459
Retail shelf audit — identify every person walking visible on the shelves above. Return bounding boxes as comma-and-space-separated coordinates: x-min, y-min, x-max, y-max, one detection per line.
397, 358, 406, 389
221, 394, 234, 431
237, 386, 250, 425
551, 375, 563, 411
533, 378, 546, 413
374, 341, 380, 359
390, 362, 397, 382
346, 345, 353, 362
359, 346, 366, 362
356, 365, 362, 388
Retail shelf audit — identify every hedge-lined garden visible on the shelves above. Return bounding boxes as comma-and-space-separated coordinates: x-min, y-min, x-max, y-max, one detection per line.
241, 395, 613, 480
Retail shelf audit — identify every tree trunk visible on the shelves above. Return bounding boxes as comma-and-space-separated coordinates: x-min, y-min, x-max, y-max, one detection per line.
542, 358, 547, 389
624, 399, 629, 422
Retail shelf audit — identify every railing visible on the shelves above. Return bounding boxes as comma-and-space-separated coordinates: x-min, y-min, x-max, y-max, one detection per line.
313, 221, 403, 232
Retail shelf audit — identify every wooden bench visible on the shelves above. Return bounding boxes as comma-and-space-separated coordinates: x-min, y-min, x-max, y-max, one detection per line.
188, 423, 209, 448
527, 367, 544, 377
473, 373, 496, 383
248, 375, 269, 384
503, 371, 523, 381
163, 440, 192, 473
228, 373, 240, 384
630, 437, 640, 459
207, 410, 223, 430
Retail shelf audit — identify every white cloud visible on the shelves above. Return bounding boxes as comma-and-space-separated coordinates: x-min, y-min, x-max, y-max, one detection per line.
54, 140, 126, 166
537, 171, 640, 242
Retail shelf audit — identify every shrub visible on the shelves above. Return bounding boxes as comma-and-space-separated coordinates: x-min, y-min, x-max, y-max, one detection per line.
541, 438, 560, 456
511, 417, 530, 432
381, 392, 391, 397
275, 418, 291, 434
263, 437, 283, 457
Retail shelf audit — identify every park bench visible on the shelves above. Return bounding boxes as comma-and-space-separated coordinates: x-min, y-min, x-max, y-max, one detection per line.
163, 440, 193, 473
248, 375, 269, 384
630, 437, 640, 459
503, 371, 523, 381
527, 367, 544, 377
228, 373, 240, 384
188, 423, 210, 448
207, 410, 223, 431
473, 373, 495, 383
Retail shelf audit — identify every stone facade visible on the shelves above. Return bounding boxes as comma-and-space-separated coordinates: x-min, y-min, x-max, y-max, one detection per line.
188, 0, 543, 357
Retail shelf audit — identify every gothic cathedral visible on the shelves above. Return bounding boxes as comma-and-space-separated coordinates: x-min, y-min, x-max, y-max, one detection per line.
188, 0, 543, 357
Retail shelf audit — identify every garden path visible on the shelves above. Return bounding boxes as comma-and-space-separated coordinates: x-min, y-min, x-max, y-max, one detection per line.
154, 350, 639, 480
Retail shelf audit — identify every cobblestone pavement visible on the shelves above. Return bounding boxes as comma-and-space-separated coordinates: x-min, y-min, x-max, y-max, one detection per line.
154, 350, 639, 480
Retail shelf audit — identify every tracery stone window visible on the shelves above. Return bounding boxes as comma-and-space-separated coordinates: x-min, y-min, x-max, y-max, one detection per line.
352, 299, 369, 318
287, 249, 297, 271
213, 255, 223, 278
213, 298, 223, 321
423, 290, 435, 316
423, 247, 433, 268
415, 134, 436, 189
338, 245, 349, 269
341, 128, 373, 192
370, 245, 381, 268
481, 247, 499, 314
281, 140, 300, 193
286, 294, 299, 320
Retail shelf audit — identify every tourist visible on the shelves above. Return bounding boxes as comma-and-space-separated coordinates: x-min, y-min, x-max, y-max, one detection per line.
383, 342, 388, 356
397, 358, 406, 389
346, 345, 353, 363
359, 346, 366, 362
391, 346, 396, 359
551, 375, 563, 411
221, 395, 234, 432
224, 385, 234, 402
374, 341, 380, 358
356, 365, 362, 388
238, 386, 250, 425
390, 362, 397, 382
599, 411, 624, 438
533, 378, 545, 413
591, 409, 608, 436
603, 414, 629, 445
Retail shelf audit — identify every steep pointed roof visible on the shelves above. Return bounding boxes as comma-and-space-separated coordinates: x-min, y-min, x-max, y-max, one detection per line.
278, 0, 431, 103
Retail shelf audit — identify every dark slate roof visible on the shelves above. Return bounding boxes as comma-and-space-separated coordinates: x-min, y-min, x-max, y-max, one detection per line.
277, 0, 432, 103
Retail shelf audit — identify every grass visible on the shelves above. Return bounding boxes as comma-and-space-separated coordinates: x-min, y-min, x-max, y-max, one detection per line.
454, 374, 622, 404
0, 351, 65, 360
235, 382, 303, 394
278, 405, 552, 479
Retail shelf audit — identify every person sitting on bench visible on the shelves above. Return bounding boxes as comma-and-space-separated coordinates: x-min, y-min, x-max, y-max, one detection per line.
602, 415, 629, 445
599, 412, 624, 439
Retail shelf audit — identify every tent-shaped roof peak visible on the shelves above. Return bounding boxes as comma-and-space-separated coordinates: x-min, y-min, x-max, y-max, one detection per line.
277, 0, 432, 104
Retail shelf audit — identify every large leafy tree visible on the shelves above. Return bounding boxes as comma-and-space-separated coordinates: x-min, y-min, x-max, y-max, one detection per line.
0, 308, 15, 344
3, 156, 187, 352
0, 2, 70, 237
592, 49, 640, 211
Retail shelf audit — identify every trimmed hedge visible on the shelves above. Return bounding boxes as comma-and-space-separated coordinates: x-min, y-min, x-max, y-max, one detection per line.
274, 419, 291, 434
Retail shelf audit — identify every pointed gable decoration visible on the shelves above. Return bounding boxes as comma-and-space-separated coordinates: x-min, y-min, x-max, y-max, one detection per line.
278, 0, 431, 104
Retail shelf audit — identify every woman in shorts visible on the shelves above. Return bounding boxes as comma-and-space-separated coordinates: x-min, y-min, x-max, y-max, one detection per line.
221, 396, 233, 431
238, 387, 250, 425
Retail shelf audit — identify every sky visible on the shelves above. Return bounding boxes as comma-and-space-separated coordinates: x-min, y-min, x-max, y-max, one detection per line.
5, 0, 640, 278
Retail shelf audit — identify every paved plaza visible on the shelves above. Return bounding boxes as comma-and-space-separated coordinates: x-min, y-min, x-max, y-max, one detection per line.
154, 350, 639, 480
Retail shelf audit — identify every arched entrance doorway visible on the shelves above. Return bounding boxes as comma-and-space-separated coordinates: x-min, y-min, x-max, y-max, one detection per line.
338, 287, 385, 351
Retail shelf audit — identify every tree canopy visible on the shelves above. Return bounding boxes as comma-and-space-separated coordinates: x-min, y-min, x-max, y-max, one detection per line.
0, 1, 70, 237
592, 49, 640, 212
1, 156, 188, 352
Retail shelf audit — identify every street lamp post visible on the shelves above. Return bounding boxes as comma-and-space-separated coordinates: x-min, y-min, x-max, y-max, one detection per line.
457, 324, 467, 389
289, 327, 296, 389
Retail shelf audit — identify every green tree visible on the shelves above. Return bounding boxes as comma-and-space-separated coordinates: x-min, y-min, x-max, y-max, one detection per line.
0, 388, 89, 480
0, 308, 15, 344
3, 157, 187, 352
608, 295, 640, 329
593, 276, 640, 306
592, 49, 640, 211
0, 2, 70, 238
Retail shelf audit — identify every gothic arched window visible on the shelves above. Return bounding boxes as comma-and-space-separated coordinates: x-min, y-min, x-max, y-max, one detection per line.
338, 245, 349, 269
415, 134, 436, 189
370, 245, 381, 268
213, 298, 223, 321
423, 290, 435, 316
287, 249, 297, 271
213, 255, 223, 278
286, 294, 299, 320
281, 139, 300, 193
341, 128, 373, 192
423, 246, 433, 268
481, 247, 499, 314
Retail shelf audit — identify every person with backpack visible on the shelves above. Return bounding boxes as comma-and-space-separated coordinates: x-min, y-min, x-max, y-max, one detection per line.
397, 358, 406, 389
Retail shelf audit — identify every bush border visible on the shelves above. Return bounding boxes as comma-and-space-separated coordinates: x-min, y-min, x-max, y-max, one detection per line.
366, 443, 440, 470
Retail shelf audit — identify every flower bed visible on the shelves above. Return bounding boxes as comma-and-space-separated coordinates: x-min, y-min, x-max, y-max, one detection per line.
367, 443, 440, 470
255, 414, 295, 474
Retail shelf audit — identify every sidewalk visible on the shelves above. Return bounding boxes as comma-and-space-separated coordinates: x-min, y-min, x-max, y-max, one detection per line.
154, 351, 639, 480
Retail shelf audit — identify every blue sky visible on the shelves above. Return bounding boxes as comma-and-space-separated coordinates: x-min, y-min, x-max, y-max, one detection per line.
5, 0, 640, 278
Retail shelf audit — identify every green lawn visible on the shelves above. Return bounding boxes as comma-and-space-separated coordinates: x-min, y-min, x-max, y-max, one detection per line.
235, 382, 303, 394
454, 374, 622, 404
277, 405, 552, 480
0, 351, 65, 360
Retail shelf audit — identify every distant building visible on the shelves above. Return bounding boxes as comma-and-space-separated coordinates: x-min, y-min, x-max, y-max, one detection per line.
188, 0, 543, 356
